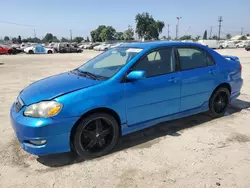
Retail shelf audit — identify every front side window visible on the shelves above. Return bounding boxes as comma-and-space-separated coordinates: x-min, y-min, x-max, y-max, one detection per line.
132, 48, 176, 77
177, 48, 212, 70
77, 47, 143, 79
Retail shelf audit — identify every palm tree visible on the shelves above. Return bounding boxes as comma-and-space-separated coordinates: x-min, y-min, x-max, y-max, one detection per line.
226, 33, 232, 39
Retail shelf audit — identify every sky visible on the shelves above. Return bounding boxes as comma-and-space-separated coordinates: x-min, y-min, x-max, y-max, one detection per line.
0, 0, 250, 40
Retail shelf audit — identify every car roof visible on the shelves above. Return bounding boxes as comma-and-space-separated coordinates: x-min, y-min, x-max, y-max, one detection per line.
121, 41, 202, 49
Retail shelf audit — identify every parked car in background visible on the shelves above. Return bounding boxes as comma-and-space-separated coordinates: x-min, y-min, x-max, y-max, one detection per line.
93, 43, 104, 51
82, 43, 93, 49
110, 43, 124, 49
24, 44, 54, 54
11, 44, 23, 54
56, 43, 82, 53
89, 43, 101, 49
10, 41, 243, 157
222, 41, 237, 49
93, 43, 111, 51
236, 41, 249, 48
20, 43, 33, 51
0, 45, 16, 54
197, 40, 219, 49
245, 42, 250, 51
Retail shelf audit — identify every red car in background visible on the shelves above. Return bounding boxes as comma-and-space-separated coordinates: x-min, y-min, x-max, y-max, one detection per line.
0, 45, 15, 54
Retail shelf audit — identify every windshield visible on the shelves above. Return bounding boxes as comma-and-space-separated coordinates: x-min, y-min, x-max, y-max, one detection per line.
77, 47, 143, 79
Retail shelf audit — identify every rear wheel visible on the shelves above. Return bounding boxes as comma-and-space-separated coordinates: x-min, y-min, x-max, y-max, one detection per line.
72, 113, 119, 158
28, 50, 34, 54
48, 50, 52, 54
209, 87, 230, 118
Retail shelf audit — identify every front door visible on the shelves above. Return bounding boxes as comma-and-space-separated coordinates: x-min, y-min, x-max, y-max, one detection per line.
125, 47, 181, 126
176, 47, 218, 111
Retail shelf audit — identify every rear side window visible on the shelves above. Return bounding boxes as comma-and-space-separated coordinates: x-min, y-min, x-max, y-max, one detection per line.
177, 48, 214, 70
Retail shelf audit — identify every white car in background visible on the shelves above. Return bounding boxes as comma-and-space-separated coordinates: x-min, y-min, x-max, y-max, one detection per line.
24, 44, 54, 54
236, 41, 249, 48
197, 40, 219, 49
93, 43, 111, 51
222, 41, 237, 49
110, 43, 124, 49
20, 43, 33, 51
93, 44, 103, 51
83, 43, 93, 49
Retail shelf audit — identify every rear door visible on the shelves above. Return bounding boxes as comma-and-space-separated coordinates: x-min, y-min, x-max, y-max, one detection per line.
176, 47, 218, 111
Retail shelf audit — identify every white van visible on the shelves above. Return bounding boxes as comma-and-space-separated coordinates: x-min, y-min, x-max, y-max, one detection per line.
197, 40, 219, 49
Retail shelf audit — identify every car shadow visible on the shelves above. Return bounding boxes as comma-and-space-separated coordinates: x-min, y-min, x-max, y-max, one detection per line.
37, 99, 250, 167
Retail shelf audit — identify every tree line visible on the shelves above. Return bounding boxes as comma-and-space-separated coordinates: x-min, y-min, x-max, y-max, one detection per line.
2, 12, 250, 43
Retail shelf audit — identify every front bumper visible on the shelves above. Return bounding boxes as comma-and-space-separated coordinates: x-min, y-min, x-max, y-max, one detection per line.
10, 103, 79, 156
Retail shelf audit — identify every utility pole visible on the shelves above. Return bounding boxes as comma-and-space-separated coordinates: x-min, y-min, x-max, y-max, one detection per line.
70, 30, 72, 43
33, 29, 36, 38
176, 17, 182, 40
218, 16, 223, 40
209, 26, 212, 39
241, 27, 244, 35
167, 24, 170, 40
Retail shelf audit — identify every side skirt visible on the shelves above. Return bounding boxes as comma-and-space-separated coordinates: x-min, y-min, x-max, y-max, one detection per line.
121, 102, 209, 136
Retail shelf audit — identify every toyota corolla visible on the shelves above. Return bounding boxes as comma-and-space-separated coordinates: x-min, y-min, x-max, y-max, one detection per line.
10, 41, 243, 158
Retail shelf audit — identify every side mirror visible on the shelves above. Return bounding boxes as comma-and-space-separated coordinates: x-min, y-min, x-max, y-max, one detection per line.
126, 70, 146, 81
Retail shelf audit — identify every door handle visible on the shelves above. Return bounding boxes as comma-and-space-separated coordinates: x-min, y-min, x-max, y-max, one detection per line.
169, 77, 179, 83
209, 69, 217, 75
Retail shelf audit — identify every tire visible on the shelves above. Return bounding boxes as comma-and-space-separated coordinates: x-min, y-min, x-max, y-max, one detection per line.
48, 50, 52, 54
8, 50, 13, 55
28, 50, 34, 54
72, 113, 119, 158
104, 48, 108, 51
209, 87, 230, 118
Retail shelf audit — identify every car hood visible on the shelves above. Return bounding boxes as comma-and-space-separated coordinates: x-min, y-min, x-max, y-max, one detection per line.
20, 72, 100, 105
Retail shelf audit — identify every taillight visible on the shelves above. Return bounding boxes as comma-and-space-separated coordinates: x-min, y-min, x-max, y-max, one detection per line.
239, 65, 242, 71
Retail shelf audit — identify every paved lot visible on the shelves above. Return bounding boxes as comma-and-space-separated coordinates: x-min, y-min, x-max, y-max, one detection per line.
0, 49, 250, 188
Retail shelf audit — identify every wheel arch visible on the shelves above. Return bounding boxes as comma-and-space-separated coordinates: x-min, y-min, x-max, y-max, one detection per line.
70, 107, 122, 148
210, 82, 231, 101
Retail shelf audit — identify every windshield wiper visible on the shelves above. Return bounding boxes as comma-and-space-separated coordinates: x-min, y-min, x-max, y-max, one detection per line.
72, 69, 108, 80
73, 69, 103, 80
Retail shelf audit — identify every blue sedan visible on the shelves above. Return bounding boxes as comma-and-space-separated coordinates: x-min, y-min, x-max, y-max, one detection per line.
10, 41, 243, 157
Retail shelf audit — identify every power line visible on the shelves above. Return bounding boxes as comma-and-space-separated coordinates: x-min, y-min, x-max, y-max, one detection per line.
0, 20, 36, 27
185, 26, 191, 35
218, 16, 223, 40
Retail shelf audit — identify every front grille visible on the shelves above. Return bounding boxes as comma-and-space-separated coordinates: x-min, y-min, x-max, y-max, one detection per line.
15, 96, 24, 112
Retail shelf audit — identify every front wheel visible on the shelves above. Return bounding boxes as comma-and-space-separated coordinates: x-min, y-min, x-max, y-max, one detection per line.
72, 113, 119, 158
209, 87, 230, 118
8, 49, 13, 55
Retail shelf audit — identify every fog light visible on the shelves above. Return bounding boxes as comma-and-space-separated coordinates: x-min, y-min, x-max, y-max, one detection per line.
29, 140, 46, 145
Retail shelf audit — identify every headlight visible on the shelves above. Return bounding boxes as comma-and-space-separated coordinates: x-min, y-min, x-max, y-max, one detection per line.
24, 101, 62, 118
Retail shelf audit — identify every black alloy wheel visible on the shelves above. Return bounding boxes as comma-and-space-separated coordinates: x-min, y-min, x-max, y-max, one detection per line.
73, 113, 119, 158
209, 87, 230, 118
